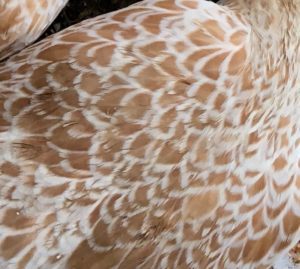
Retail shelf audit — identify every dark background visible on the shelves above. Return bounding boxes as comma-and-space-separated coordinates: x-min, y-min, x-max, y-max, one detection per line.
43, 0, 218, 37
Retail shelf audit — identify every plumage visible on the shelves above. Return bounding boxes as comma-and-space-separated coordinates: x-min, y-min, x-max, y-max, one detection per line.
0, 0, 68, 60
0, 0, 299, 268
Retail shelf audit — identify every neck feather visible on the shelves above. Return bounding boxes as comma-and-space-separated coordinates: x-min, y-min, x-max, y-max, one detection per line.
222, 0, 300, 67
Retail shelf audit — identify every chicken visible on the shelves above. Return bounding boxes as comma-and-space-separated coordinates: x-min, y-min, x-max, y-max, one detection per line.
0, 0, 299, 268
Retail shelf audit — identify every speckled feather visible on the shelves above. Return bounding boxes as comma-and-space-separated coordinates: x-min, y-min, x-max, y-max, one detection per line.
0, 0, 68, 60
0, 0, 299, 268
